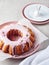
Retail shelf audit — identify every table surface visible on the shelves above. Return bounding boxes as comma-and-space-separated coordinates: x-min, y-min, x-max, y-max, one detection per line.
0, 0, 49, 65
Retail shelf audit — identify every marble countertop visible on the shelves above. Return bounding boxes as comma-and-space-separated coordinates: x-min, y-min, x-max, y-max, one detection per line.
0, 0, 49, 65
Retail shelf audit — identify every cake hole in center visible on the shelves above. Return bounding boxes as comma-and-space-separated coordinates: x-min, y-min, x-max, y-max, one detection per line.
7, 29, 22, 41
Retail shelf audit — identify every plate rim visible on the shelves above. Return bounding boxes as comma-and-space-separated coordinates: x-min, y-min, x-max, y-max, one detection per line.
11, 44, 40, 59
22, 3, 49, 25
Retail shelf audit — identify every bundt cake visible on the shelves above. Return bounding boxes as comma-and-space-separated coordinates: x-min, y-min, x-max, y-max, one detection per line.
0, 23, 35, 55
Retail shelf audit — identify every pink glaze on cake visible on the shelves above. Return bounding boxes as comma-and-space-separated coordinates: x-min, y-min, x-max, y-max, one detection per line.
0, 23, 35, 55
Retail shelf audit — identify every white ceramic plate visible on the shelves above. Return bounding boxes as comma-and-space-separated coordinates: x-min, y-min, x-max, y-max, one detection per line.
23, 4, 49, 22
22, 4, 49, 24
